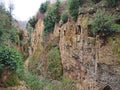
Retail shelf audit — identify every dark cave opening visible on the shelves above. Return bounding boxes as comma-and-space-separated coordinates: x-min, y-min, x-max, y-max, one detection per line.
103, 85, 112, 90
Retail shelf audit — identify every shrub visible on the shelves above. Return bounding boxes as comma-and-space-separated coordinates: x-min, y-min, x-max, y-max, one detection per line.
17, 68, 47, 90
91, 9, 118, 39
44, 8, 55, 34
61, 12, 68, 23
0, 4, 12, 45
28, 17, 38, 28
53, 0, 61, 23
39, 1, 49, 13
105, 0, 119, 7
0, 46, 23, 72
48, 48, 63, 80
68, 0, 83, 20
44, 0, 60, 34
10, 28, 19, 44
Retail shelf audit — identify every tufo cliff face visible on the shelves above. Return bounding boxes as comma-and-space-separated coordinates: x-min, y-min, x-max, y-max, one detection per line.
29, 10, 120, 90
57, 14, 120, 90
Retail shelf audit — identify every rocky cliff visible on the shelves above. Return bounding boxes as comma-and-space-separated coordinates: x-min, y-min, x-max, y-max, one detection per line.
28, 7, 120, 90
31, 19, 44, 54
58, 14, 120, 90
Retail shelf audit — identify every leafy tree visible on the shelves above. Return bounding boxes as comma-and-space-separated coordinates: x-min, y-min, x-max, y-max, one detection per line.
53, 0, 61, 23
28, 17, 38, 28
68, 0, 83, 20
44, 0, 61, 34
0, 46, 23, 72
61, 12, 68, 23
44, 10, 55, 34
39, 1, 49, 13
91, 9, 119, 39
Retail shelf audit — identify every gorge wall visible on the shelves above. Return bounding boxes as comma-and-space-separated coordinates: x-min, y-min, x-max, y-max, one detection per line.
29, 9, 120, 90
58, 14, 120, 90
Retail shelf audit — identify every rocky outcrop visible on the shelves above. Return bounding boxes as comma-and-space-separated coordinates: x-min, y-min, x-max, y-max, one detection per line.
58, 14, 120, 90
28, 6, 120, 90
31, 19, 44, 54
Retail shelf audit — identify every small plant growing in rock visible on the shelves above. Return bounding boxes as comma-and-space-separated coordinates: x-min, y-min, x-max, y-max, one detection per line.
61, 12, 68, 23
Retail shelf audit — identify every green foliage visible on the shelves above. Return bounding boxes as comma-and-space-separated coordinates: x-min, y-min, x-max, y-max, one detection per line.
0, 5, 11, 30
46, 77, 77, 90
0, 4, 21, 47
91, 9, 118, 38
105, 0, 119, 7
48, 48, 63, 80
18, 68, 75, 90
61, 12, 68, 23
23, 72, 44, 90
39, 1, 49, 13
68, 0, 83, 20
44, 0, 60, 34
44, 9, 55, 34
28, 17, 38, 28
17, 68, 47, 90
112, 24, 120, 31
28, 37, 62, 80
0, 4, 28, 64
54, 0, 61, 23
10, 28, 19, 44
4, 73, 20, 87
0, 5, 10, 45
0, 46, 23, 72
